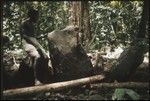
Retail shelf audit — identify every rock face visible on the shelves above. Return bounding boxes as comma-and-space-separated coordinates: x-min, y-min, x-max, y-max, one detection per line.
48, 25, 93, 82
109, 44, 146, 81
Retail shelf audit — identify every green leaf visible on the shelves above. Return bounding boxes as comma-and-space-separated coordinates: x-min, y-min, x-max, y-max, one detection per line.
112, 88, 126, 100
112, 88, 140, 100
125, 89, 140, 100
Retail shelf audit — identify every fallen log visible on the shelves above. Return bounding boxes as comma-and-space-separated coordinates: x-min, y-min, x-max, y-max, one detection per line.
90, 82, 149, 89
3, 74, 105, 98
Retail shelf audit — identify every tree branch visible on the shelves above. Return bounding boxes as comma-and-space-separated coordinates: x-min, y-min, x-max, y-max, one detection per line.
90, 82, 149, 89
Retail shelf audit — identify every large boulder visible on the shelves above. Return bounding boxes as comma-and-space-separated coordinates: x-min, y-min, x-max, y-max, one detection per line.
48, 25, 93, 82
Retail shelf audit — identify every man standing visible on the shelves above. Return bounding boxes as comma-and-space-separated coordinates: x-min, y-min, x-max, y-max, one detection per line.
20, 8, 49, 85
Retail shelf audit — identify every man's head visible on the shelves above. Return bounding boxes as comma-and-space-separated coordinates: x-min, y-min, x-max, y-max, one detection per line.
28, 8, 39, 23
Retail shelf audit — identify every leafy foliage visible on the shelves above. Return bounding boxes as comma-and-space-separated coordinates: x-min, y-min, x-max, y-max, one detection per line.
3, 1, 148, 52
89, 1, 144, 50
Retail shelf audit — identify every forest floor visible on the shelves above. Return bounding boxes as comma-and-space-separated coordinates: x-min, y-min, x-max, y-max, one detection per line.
2, 47, 149, 100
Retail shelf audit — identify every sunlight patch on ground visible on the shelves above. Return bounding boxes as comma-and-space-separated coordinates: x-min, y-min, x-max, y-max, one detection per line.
143, 52, 149, 63
102, 47, 124, 59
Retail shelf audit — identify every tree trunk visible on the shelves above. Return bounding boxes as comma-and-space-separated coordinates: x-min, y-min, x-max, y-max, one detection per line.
80, 1, 91, 46
83, 1, 91, 41
136, 0, 149, 38
68, 1, 91, 46
68, 1, 80, 26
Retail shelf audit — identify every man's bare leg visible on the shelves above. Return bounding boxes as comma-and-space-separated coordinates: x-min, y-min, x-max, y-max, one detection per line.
32, 57, 43, 86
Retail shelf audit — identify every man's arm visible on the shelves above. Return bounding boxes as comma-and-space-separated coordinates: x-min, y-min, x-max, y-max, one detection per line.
22, 34, 41, 48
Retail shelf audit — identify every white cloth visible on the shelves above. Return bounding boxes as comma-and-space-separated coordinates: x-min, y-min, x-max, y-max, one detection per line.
22, 39, 40, 58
